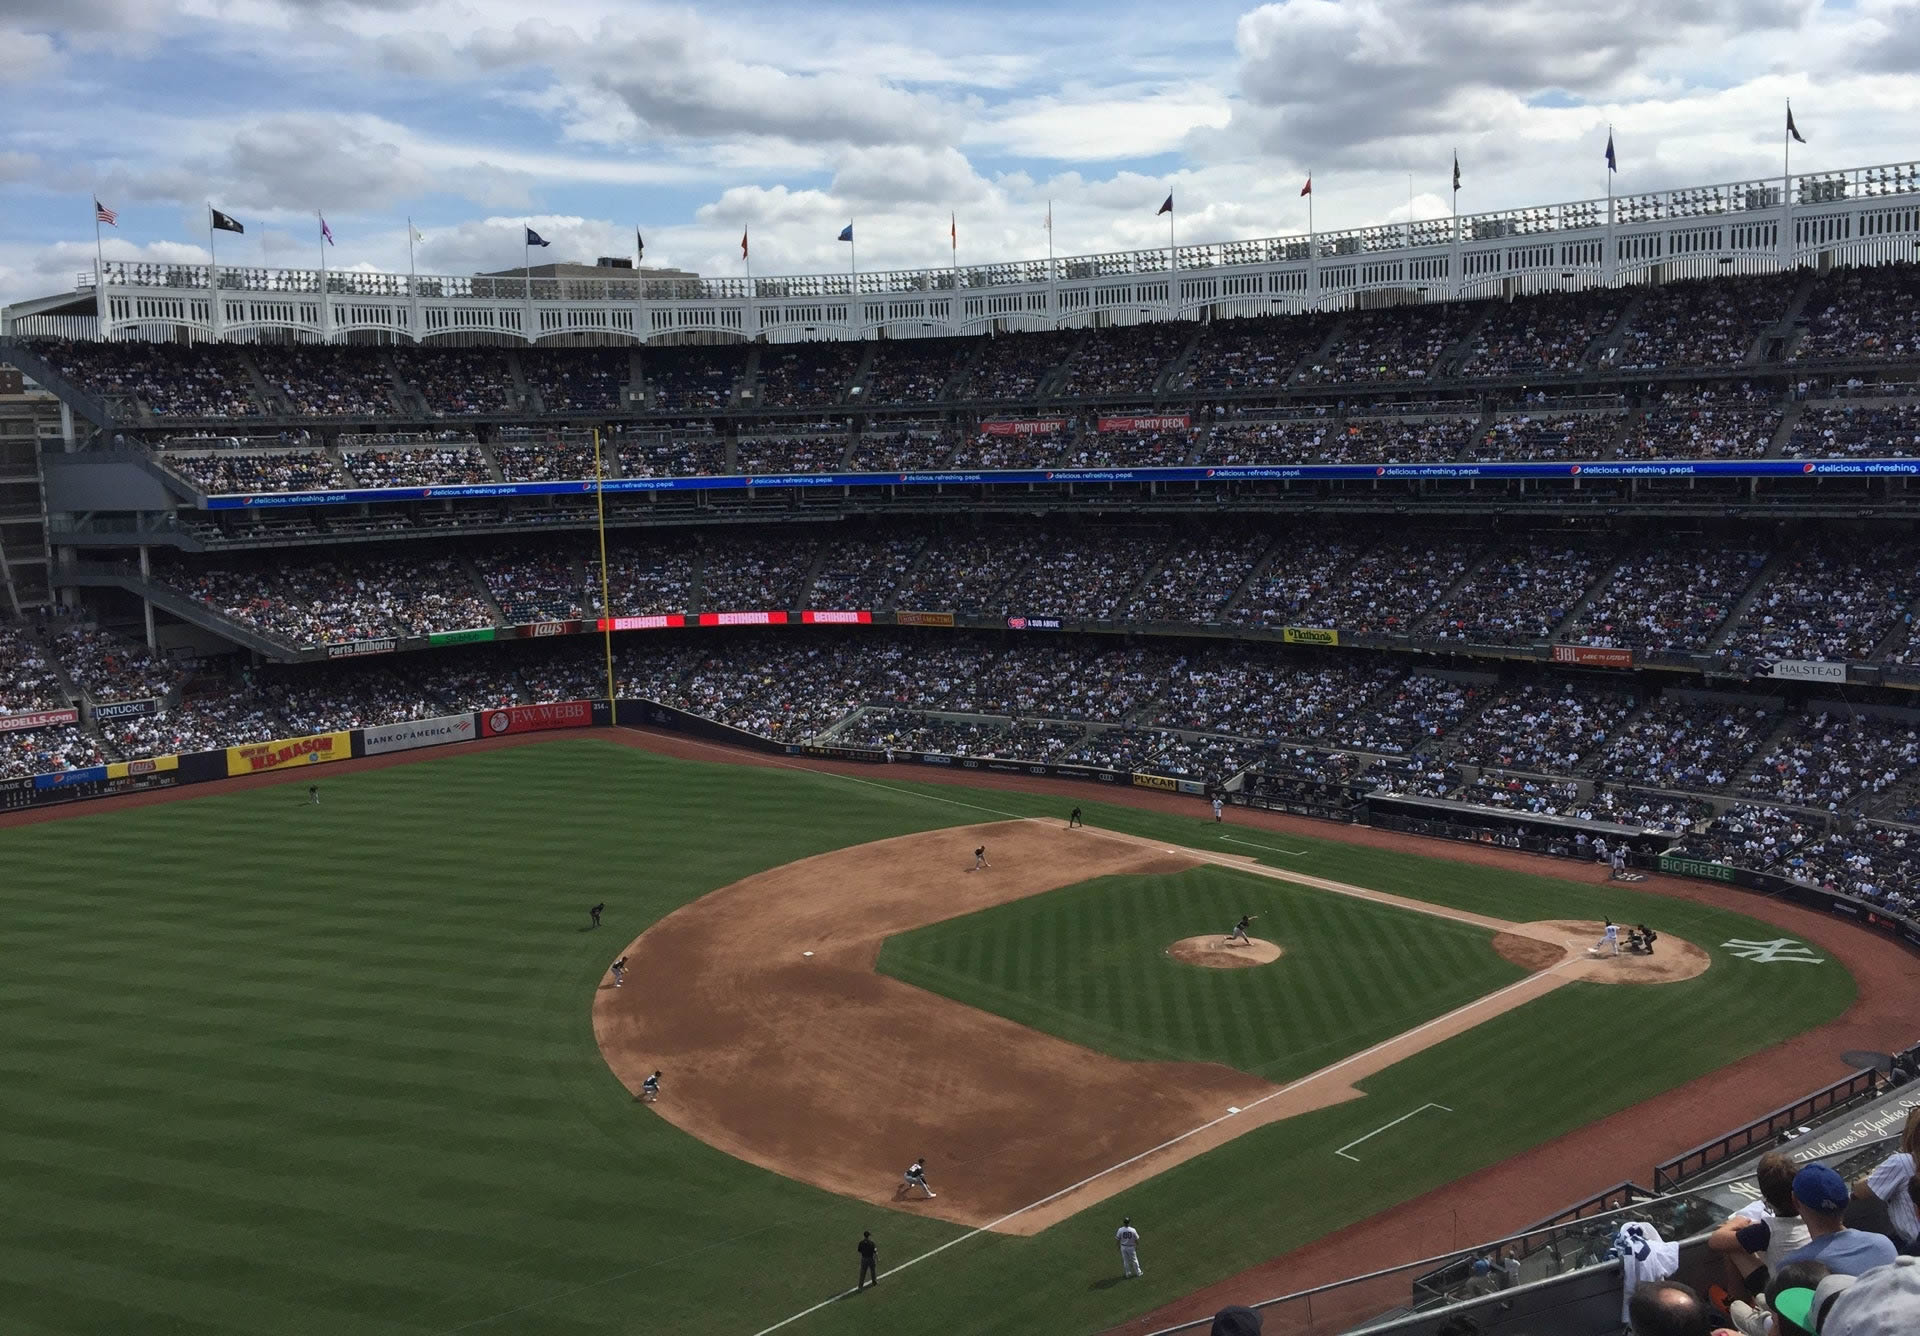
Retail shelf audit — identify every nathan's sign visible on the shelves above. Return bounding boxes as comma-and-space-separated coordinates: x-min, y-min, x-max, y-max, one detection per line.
1282, 626, 1340, 646
1551, 644, 1634, 668
979, 419, 1066, 436
0, 707, 79, 733
226, 730, 351, 776
326, 638, 398, 659
1097, 415, 1191, 432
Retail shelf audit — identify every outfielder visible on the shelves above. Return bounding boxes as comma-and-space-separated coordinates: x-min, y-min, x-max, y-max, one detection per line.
1116, 1217, 1143, 1277
1589, 919, 1620, 957
902, 1157, 936, 1198
1225, 914, 1256, 947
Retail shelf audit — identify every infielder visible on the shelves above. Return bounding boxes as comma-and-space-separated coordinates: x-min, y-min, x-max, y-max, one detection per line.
611, 956, 628, 987
1589, 919, 1620, 957
1225, 913, 1256, 947
1068, 806, 1084, 829
1116, 1216, 1143, 1277
973, 845, 991, 871
902, 1157, 936, 1198
641, 1070, 661, 1102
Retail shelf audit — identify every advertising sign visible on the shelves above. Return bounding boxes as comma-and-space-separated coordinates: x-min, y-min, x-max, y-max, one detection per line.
226, 731, 352, 776
1007, 616, 1063, 631
800, 610, 872, 625
92, 697, 161, 721
325, 638, 398, 659
1096, 415, 1191, 432
363, 713, 478, 756
895, 610, 956, 628
1551, 645, 1634, 668
599, 614, 687, 631
481, 701, 594, 736
0, 707, 79, 734
1282, 626, 1340, 646
979, 419, 1066, 436
429, 627, 497, 647
1770, 660, 1848, 683
696, 611, 789, 626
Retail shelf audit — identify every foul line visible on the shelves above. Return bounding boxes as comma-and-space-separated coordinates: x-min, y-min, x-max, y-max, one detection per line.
748, 960, 1580, 1336
1221, 835, 1309, 857
1334, 1103, 1454, 1161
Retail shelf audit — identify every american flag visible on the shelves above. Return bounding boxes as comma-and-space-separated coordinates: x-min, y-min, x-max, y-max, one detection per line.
94, 199, 117, 226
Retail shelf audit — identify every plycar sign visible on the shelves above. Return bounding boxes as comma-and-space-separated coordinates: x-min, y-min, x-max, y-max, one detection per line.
362, 713, 478, 756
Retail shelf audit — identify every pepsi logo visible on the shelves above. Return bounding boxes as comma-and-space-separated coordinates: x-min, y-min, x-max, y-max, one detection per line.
1374, 467, 1386, 477
1570, 465, 1582, 474
1802, 462, 1816, 473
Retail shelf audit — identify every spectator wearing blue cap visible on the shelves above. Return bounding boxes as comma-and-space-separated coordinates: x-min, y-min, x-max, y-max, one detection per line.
1784, 1165, 1900, 1275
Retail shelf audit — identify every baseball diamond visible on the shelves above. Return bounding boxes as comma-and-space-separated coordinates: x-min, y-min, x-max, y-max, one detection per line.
1, 729, 1909, 1336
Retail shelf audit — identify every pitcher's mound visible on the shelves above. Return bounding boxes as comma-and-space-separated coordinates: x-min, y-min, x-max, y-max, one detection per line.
1493, 920, 1710, 984
1168, 935, 1283, 968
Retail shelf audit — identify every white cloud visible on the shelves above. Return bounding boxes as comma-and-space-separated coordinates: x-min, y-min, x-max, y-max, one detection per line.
0, 29, 63, 81
977, 84, 1233, 161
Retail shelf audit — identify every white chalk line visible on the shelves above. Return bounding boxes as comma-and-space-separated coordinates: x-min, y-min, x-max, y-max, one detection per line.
748, 958, 1582, 1336
1221, 834, 1310, 857
1334, 1103, 1454, 1161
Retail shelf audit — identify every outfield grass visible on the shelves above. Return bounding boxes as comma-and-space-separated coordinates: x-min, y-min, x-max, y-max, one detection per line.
0, 740, 1857, 1335
879, 865, 1528, 1080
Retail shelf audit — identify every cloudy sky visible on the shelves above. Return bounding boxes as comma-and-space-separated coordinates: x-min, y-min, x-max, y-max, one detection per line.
1, 0, 1915, 306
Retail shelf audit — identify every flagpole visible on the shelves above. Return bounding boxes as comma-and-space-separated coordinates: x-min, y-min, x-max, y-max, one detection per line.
1307, 168, 1314, 240
523, 226, 532, 345
1167, 195, 1177, 320
92, 200, 106, 337
1606, 128, 1617, 285
207, 203, 218, 339
850, 218, 857, 282
1046, 200, 1056, 328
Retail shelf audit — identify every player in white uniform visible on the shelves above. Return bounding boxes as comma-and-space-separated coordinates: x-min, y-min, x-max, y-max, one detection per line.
610, 956, 628, 986
1211, 796, 1224, 822
902, 1157, 935, 1198
1225, 914, 1256, 947
1116, 1217, 1143, 1277
1589, 919, 1620, 956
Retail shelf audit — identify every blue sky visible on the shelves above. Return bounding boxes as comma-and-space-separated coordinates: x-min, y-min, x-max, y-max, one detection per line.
1, 0, 1916, 304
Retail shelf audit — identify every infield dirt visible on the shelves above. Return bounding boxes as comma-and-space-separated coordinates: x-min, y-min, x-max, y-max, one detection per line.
593, 820, 1689, 1235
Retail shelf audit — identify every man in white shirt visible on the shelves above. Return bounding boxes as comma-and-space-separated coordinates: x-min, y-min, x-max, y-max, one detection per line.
1116, 1216, 1142, 1278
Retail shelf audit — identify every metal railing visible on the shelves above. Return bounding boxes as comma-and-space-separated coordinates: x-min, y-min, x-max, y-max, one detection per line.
1653, 1068, 1885, 1191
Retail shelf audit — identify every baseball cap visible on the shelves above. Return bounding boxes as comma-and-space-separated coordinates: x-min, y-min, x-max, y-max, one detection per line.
1817, 1258, 1920, 1336
1791, 1163, 1850, 1214
1210, 1305, 1262, 1336
1773, 1286, 1818, 1332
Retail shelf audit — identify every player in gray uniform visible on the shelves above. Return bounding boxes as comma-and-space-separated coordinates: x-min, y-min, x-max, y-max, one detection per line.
901, 1157, 936, 1198
1116, 1217, 1143, 1277
641, 1070, 661, 1102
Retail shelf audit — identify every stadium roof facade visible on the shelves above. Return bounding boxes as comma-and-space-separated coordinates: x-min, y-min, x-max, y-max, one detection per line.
7, 158, 1919, 347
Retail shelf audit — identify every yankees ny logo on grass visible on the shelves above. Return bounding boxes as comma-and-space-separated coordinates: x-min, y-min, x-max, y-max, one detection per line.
1721, 937, 1826, 965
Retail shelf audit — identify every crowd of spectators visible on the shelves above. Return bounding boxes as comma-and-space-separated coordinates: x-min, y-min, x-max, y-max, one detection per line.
696, 533, 818, 609
1124, 530, 1271, 624
1719, 543, 1920, 666
1303, 537, 1480, 635
1739, 711, 1920, 811
478, 549, 586, 624
1619, 398, 1783, 459
1427, 545, 1603, 644
1596, 697, 1779, 792
1673, 803, 1819, 872
1197, 417, 1336, 464
754, 344, 861, 408
847, 428, 953, 470
1794, 261, 1920, 362
251, 346, 397, 417
0, 621, 64, 712
1298, 302, 1479, 384
1226, 535, 1367, 629
959, 330, 1076, 400
343, 440, 491, 487
0, 722, 104, 778
1059, 324, 1191, 398
1326, 416, 1472, 463
390, 347, 518, 416
614, 428, 726, 477
1781, 823, 1920, 917
946, 428, 1070, 469
1470, 413, 1622, 461
49, 623, 180, 703
858, 340, 963, 405
42, 340, 261, 418
642, 347, 740, 411
591, 538, 698, 616
734, 434, 848, 473
806, 534, 922, 609
169, 449, 340, 493
1063, 425, 1194, 467
521, 349, 625, 413
1458, 289, 1631, 376
492, 430, 600, 482
1786, 400, 1920, 457
1607, 272, 1795, 370
1446, 681, 1639, 774
1564, 541, 1767, 655
1177, 314, 1336, 393
994, 529, 1169, 621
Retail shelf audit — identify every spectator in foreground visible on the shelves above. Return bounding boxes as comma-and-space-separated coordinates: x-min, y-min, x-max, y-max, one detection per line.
1810, 1257, 1920, 1334
1727, 1258, 1830, 1336
1784, 1165, 1899, 1275
1711, 1151, 1812, 1301
1210, 1305, 1261, 1335
1627, 1279, 1719, 1336
1850, 1106, 1918, 1254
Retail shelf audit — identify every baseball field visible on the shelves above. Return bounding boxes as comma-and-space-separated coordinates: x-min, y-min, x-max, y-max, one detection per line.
0, 732, 1875, 1335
